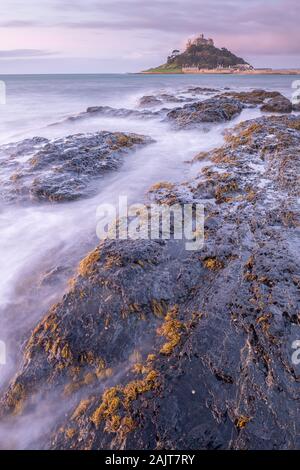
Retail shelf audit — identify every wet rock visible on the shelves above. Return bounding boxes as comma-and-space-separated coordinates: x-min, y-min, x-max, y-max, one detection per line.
38, 266, 72, 287
139, 95, 162, 107
222, 89, 293, 113
0, 137, 49, 160
48, 106, 163, 127
166, 97, 244, 129
158, 93, 194, 103
1, 115, 299, 450
0, 132, 153, 203
261, 95, 293, 113
182, 87, 219, 94
222, 89, 282, 106
138, 94, 193, 108
84, 105, 161, 119
292, 102, 300, 112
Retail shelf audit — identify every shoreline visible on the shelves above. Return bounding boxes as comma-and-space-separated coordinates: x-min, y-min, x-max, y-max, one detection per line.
1, 78, 299, 450
139, 69, 300, 75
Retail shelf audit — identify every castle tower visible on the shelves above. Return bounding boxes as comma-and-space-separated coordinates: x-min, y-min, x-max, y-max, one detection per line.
193, 34, 211, 46
187, 34, 214, 48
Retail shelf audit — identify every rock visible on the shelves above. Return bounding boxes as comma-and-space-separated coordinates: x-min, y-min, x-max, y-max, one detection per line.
166, 97, 244, 129
0, 137, 48, 159
182, 87, 219, 94
2, 115, 299, 449
222, 89, 282, 105
56, 99, 196, 127
139, 95, 162, 107
292, 102, 300, 112
157, 93, 193, 103
38, 266, 72, 287
83, 106, 160, 119
48, 106, 163, 126
138, 94, 192, 108
261, 95, 293, 113
0, 132, 153, 203
222, 89, 293, 113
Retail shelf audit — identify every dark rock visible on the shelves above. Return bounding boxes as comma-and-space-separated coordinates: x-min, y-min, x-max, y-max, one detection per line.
139, 95, 162, 107
222, 89, 282, 105
261, 95, 293, 113
182, 87, 219, 94
166, 97, 244, 129
48, 106, 163, 126
292, 102, 300, 112
0, 137, 48, 160
0, 132, 153, 203
1, 115, 299, 450
84, 105, 160, 119
138, 94, 193, 108
221, 89, 293, 113
38, 266, 72, 287
157, 93, 193, 103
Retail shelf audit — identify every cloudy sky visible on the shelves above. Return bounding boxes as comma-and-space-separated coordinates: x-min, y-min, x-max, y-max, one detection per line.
0, 0, 299, 73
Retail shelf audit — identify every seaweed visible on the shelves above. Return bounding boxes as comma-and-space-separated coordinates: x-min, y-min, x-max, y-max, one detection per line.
78, 249, 100, 277
157, 306, 184, 355
203, 257, 225, 271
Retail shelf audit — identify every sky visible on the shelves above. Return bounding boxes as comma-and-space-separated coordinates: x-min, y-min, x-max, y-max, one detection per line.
0, 0, 299, 73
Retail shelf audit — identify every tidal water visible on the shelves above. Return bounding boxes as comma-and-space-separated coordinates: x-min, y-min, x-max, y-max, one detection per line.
0, 73, 298, 448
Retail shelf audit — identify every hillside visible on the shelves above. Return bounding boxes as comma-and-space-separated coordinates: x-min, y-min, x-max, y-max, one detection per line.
144, 34, 252, 73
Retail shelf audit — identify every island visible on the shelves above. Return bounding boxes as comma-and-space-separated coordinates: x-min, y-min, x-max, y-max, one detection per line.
141, 34, 300, 75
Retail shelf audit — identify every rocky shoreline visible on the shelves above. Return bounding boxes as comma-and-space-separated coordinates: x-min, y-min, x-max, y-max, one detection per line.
0, 132, 153, 203
0, 87, 299, 450
139, 69, 300, 75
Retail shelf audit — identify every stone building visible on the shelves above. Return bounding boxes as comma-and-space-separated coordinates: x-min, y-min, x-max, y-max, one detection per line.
186, 34, 214, 48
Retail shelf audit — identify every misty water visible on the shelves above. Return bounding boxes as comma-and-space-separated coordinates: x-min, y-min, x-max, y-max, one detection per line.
0, 73, 297, 448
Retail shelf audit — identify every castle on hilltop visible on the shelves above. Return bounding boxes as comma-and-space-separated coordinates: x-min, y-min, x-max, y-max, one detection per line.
186, 34, 214, 48
158, 33, 253, 74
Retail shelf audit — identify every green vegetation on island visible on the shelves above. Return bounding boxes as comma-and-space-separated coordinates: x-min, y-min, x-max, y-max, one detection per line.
143, 64, 183, 74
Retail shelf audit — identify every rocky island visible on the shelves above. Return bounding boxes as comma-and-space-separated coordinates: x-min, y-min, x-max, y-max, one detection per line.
142, 34, 300, 75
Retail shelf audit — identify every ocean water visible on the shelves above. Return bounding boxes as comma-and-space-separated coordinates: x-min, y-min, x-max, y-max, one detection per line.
0, 73, 296, 144
0, 73, 298, 448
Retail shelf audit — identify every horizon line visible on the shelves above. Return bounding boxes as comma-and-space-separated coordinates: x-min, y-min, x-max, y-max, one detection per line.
1, 68, 300, 77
